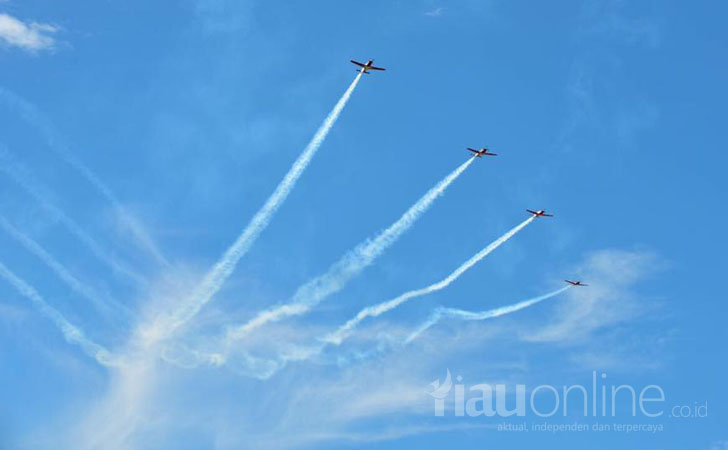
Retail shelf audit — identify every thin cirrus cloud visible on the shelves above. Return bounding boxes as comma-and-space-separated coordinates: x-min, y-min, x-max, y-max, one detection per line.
0, 13, 58, 52
522, 248, 663, 343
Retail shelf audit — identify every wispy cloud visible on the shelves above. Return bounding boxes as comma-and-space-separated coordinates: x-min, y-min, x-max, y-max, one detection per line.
0, 13, 58, 52
523, 248, 663, 343
0, 215, 131, 320
0, 259, 114, 365
292, 422, 492, 446
0, 87, 169, 268
67, 247, 662, 449
424, 7, 445, 17
193, 0, 255, 34
0, 144, 146, 285
67, 359, 157, 450
615, 99, 659, 147
579, 0, 661, 48
556, 1, 661, 157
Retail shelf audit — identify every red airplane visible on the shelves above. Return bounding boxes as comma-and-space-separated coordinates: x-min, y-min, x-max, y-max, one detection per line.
565, 280, 588, 286
350, 59, 386, 74
467, 147, 497, 157
527, 209, 554, 218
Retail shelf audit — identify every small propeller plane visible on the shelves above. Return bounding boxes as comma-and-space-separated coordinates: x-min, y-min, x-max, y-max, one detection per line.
565, 280, 588, 287
467, 147, 497, 157
527, 209, 554, 218
350, 59, 386, 74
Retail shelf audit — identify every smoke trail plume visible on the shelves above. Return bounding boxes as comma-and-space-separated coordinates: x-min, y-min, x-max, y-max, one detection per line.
170, 214, 531, 378
197, 281, 567, 379
224, 156, 476, 342
0, 87, 169, 267
405, 285, 572, 343
323, 216, 536, 346
154, 72, 364, 341
0, 144, 145, 285
0, 215, 131, 320
0, 260, 116, 366
264, 284, 568, 378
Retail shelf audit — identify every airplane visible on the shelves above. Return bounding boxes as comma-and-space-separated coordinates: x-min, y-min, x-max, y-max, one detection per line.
467, 147, 497, 157
565, 280, 588, 286
527, 209, 554, 218
350, 59, 386, 74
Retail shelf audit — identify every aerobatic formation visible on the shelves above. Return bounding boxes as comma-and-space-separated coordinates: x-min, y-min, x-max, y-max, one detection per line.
0, 58, 587, 375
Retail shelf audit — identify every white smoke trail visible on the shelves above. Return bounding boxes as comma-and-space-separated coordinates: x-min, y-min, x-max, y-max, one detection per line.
154, 72, 364, 341
405, 285, 572, 343
280, 285, 571, 375
224, 156, 476, 343
167, 285, 570, 380
198, 214, 532, 378
0, 87, 169, 267
209, 283, 568, 379
0, 260, 116, 366
322, 216, 536, 346
266, 284, 567, 377
0, 144, 145, 285
0, 215, 132, 320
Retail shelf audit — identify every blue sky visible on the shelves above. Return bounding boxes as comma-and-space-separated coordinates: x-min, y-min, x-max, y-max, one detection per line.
1, 0, 726, 448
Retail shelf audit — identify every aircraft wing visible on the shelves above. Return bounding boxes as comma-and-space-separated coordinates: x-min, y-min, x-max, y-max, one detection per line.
369, 66, 386, 71
467, 148, 480, 154
526, 209, 538, 215
350, 60, 366, 68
